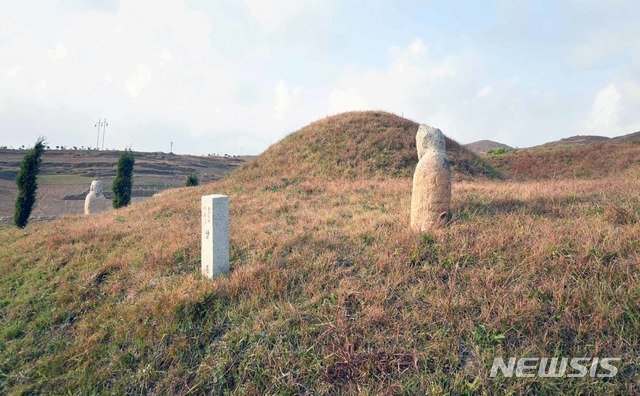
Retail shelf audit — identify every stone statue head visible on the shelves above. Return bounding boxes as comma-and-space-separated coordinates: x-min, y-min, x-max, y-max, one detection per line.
90, 180, 103, 194
416, 124, 446, 160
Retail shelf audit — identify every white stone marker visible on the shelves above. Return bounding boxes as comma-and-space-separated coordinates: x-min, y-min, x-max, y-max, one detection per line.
84, 180, 109, 215
201, 194, 229, 278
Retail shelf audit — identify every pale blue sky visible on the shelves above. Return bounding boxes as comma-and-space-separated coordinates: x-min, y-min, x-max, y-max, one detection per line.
1, 0, 639, 154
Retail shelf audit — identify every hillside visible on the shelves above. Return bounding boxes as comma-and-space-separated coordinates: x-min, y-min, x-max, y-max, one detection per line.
0, 112, 638, 394
532, 130, 640, 148
613, 131, 640, 144
482, 129, 640, 179
464, 140, 513, 154
0, 148, 250, 181
484, 143, 640, 180
0, 150, 250, 225
538, 135, 612, 148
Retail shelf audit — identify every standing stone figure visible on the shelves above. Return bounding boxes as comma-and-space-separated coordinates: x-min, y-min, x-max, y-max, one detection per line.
410, 125, 451, 232
84, 180, 109, 215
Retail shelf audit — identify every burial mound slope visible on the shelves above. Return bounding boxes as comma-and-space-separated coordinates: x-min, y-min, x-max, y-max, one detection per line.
236, 111, 501, 181
0, 112, 638, 394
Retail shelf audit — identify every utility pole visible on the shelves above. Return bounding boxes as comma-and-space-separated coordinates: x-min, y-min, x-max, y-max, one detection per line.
94, 119, 102, 149
101, 118, 108, 151
94, 118, 108, 150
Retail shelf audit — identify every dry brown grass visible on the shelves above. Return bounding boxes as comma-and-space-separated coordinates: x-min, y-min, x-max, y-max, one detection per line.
486, 142, 640, 180
0, 113, 638, 394
238, 111, 501, 181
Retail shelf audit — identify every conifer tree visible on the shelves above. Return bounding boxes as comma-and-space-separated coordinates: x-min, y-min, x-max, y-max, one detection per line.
185, 173, 199, 187
14, 138, 46, 228
112, 149, 135, 208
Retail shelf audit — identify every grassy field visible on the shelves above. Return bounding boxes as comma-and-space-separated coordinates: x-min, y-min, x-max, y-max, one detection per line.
0, 112, 638, 394
36, 174, 95, 185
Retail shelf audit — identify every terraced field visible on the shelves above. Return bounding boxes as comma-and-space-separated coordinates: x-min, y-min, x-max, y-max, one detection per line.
0, 149, 250, 226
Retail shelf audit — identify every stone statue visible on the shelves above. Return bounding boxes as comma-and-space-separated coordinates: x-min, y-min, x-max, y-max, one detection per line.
410, 125, 451, 232
84, 180, 109, 215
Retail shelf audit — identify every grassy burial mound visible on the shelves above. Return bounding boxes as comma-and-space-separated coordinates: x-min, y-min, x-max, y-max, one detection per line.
238, 111, 501, 181
0, 112, 639, 394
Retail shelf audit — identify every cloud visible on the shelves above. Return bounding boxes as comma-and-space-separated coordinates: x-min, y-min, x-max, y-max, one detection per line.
243, 0, 308, 32
125, 64, 152, 98
0, 0, 244, 152
328, 87, 368, 114
274, 80, 301, 120
588, 84, 622, 130
158, 48, 173, 65
324, 40, 588, 147
584, 79, 640, 135
0, 0, 333, 153
48, 41, 68, 61
325, 40, 473, 134
407, 38, 427, 58
1, 1, 639, 154
477, 85, 492, 98
5, 66, 21, 77
563, 2, 640, 69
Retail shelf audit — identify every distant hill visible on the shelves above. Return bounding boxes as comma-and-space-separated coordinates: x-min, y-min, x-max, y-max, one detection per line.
464, 140, 513, 154
538, 135, 612, 148
612, 131, 640, 144
534, 130, 640, 148
0, 149, 250, 182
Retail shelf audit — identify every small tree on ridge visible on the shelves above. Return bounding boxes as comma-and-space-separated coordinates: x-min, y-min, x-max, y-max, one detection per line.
185, 173, 199, 187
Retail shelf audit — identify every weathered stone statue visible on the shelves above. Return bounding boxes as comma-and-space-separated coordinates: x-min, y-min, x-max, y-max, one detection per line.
410, 125, 451, 232
84, 180, 109, 215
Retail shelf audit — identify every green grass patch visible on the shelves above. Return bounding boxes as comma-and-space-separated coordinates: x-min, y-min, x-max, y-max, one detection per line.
37, 174, 94, 185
